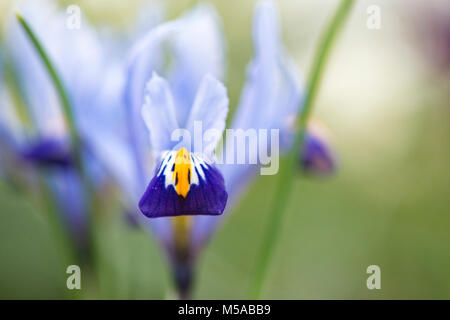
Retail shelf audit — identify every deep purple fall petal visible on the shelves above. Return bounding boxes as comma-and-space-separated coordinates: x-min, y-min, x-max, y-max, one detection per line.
139, 152, 227, 218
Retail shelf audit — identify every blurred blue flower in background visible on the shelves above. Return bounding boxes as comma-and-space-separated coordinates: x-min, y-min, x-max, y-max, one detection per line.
0, 0, 133, 249
20, 138, 72, 168
220, 0, 303, 202
192, 0, 332, 250
193, 0, 338, 259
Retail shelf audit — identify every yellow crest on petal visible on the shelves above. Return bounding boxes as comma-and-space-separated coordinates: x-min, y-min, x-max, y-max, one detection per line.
173, 148, 192, 198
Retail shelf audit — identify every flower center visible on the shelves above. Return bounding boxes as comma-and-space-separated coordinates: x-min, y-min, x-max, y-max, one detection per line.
173, 148, 192, 198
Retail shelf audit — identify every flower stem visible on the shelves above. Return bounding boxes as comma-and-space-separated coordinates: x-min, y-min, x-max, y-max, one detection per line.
248, 0, 355, 299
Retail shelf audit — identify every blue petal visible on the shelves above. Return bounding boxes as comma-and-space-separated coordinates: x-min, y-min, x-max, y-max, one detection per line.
222, 0, 302, 198
124, 4, 224, 195
124, 5, 224, 166
124, 19, 181, 153
231, 2, 302, 137
253, 0, 280, 62
141, 72, 180, 153
185, 74, 228, 157
86, 128, 139, 196
170, 4, 225, 127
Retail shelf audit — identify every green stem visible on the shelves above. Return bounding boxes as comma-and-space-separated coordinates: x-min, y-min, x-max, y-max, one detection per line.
248, 0, 355, 299
15, 13, 80, 153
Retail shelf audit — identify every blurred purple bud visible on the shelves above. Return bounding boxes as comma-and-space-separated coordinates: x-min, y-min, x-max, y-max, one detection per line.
300, 120, 337, 176
21, 138, 72, 168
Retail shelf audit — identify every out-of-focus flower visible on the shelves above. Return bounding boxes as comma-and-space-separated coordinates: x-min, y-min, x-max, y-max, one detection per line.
192, 0, 303, 249
301, 120, 337, 176
0, 0, 131, 246
220, 0, 303, 199
4, 0, 137, 183
20, 138, 73, 168
192, 0, 338, 250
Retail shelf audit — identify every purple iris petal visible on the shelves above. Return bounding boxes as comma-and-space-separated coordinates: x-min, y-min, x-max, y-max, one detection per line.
139, 162, 227, 218
301, 132, 336, 176
21, 138, 72, 168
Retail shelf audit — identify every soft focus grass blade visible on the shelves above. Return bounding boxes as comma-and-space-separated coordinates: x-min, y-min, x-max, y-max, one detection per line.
248, 0, 355, 299
4, 61, 35, 134
14, 13, 79, 145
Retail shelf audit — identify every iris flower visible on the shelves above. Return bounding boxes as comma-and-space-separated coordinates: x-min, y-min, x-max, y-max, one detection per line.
123, 4, 227, 296
0, 0, 129, 248
122, 0, 337, 297
0, 0, 338, 298
138, 72, 229, 218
